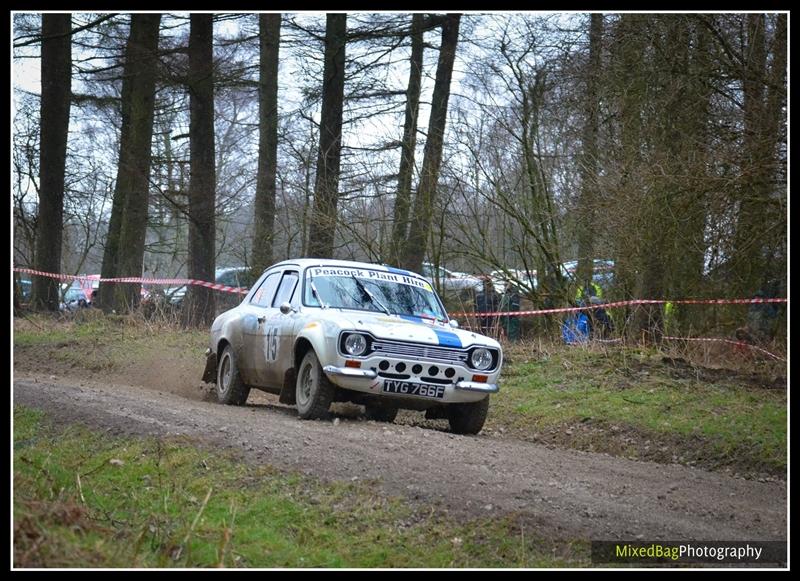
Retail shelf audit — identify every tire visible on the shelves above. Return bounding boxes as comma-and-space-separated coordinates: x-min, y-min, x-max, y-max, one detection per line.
295, 350, 336, 420
364, 403, 398, 423
216, 345, 251, 406
447, 397, 490, 435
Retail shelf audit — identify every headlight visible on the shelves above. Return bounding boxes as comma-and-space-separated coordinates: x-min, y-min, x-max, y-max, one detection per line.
470, 347, 494, 370
344, 333, 368, 356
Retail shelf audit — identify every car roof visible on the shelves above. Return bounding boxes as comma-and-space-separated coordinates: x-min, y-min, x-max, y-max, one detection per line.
215, 266, 250, 275
268, 258, 422, 278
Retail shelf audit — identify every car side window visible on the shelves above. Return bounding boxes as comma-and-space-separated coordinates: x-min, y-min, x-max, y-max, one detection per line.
272, 271, 299, 307
216, 270, 237, 286
250, 272, 281, 308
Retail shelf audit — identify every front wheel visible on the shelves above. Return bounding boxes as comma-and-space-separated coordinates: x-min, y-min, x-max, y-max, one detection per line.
447, 397, 490, 435
216, 345, 250, 405
295, 350, 336, 420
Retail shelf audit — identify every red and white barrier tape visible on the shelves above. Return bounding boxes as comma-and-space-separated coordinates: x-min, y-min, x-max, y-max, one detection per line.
662, 336, 786, 362
452, 297, 786, 318
14, 266, 789, 307
13, 267, 249, 295
16, 266, 787, 361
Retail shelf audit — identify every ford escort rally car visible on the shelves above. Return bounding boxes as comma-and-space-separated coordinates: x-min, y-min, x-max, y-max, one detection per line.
202, 259, 503, 434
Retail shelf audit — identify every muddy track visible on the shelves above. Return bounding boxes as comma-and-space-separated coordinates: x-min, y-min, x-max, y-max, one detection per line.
14, 375, 786, 543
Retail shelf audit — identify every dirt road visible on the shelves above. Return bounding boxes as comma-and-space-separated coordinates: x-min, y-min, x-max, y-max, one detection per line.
14, 374, 786, 543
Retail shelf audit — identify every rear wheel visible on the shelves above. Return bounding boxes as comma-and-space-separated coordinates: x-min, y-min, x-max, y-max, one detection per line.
296, 350, 335, 420
216, 345, 250, 405
447, 397, 490, 435
364, 403, 398, 423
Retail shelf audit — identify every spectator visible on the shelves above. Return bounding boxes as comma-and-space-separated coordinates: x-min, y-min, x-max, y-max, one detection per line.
737, 281, 781, 344
500, 283, 521, 341
475, 277, 499, 336
575, 279, 613, 338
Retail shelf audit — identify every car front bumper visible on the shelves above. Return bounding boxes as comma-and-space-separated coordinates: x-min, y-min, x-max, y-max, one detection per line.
322, 360, 500, 403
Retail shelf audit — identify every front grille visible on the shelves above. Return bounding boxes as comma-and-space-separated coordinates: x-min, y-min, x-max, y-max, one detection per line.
421, 376, 452, 385
371, 339, 469, 364
378, 372, 411, 380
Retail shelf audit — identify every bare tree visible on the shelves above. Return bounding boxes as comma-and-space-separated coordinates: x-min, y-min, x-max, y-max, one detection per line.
251, 13, 281, 275
31, 14, 71, 311
97, 14, 161, 312
389, 13, 425, 265
184, 13, 217, 326
728, 14, 786, 295
575, 14, 602, 286
401, 13, 461, 272
307, 13, 347, 258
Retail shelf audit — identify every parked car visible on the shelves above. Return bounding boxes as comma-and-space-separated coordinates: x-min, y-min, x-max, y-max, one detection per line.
202, 259, 503, 434
489, 269, 538, 295
561, 259, 615, 287
79, 275, 101, 303
421, 262, 483, 298
163, 267, 258, 310
59, 283, 90, 311
14, 276, 32, 305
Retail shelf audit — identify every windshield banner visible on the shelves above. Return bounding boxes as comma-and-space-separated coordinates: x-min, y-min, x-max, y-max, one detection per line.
306, 266, 433, 292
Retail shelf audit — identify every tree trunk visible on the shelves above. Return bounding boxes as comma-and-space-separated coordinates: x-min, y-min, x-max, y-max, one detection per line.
609, 14, 645, 306
251, 13, 281, 276
31, 14, 71, 311
632, 16, 704, 340
306, 13, 347, 259
401, 13, 461, 273
96, 66, 132, 312
98, 14, 161, 312
761, 14, 787, 290
575, 14, 603, 286
184, 13, 217, 327
670, 19, 713, 326
389, 13, 424, 265
732, 14, 768, 295
732, 14, 786, 295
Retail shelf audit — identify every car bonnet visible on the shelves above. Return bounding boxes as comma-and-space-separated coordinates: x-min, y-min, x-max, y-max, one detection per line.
342, 312, 497, 350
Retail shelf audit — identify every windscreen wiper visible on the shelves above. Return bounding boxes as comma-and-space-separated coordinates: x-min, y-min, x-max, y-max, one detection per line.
309, 271, 327, 309
420, 313, 448, 324
351, 274, 391, 315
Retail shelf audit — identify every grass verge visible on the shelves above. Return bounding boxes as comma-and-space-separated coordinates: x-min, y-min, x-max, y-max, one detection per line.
482, 342, 786, 477
13, 405, 586, 568
14, 310, 206, 373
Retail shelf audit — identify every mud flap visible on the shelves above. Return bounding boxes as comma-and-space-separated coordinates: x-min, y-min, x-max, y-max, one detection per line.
279, 368, 297, 405
201, 349, 217, 384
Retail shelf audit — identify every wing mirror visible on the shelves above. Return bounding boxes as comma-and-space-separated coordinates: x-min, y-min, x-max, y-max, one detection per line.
279, 302, 295, 315
449, 319, 459, 329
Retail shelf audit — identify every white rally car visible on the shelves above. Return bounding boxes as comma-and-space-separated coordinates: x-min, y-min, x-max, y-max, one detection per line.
202, 259, 503, 434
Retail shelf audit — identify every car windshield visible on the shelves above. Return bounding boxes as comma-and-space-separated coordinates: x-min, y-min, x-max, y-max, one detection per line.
64, 288, 84, 301
304, 266, 447, 321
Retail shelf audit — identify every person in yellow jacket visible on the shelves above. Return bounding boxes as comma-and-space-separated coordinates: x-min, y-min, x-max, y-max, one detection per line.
576, 280, 603, 303
663, 301, 675, 335
575, 280, 613, 337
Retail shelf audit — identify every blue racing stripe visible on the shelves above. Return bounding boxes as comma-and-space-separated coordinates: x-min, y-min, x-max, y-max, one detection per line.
399, 314, 424, 323
433, 329, 462, 348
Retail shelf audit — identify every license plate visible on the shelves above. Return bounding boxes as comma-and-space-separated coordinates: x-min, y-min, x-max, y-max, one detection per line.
383, 380, 446, 399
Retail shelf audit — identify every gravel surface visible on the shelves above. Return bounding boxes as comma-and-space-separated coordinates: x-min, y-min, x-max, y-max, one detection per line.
14, 374, 786, 542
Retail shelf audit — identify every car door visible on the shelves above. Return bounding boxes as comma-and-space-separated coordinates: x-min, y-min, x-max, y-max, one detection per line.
240, 270, 282, 386
260, 269, 301, 387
